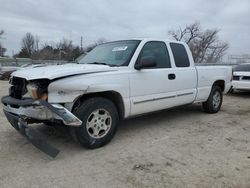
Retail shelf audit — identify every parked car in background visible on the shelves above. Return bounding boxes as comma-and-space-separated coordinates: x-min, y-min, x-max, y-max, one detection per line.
21, 63, 47, 68
0, 66, 20, 80
0, 64, 48, 80
232, 63, 250, 91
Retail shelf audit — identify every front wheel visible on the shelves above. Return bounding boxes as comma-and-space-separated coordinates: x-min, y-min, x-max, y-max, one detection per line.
202, 85, 223, 113
72, 97, 119, 149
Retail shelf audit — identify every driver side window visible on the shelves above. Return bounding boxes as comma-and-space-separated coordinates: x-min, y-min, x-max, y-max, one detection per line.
136, 41, 171, 68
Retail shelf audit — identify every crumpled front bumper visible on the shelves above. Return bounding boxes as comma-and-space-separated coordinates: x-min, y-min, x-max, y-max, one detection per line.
1, 96, 82, 157
4, 111, 60, 157
2, 96, 82, 126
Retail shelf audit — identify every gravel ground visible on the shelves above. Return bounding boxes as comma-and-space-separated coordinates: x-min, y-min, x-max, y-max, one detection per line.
0, 80, 249, 188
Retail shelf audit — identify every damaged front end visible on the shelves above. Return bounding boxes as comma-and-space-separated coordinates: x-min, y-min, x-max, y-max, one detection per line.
1, 76, 82, 157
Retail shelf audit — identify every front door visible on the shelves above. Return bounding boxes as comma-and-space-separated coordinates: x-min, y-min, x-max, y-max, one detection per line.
129, 41, 178, 116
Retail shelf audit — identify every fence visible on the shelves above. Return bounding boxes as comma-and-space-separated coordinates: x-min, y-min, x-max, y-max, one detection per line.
0, 57, 75, 67
228, 54, 250, 64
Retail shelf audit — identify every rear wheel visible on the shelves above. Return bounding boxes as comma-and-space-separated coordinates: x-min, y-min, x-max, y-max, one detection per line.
72, 97, 119, 149
202, 85, 223, 113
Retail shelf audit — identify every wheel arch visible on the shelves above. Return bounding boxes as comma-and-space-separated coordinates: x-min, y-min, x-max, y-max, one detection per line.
213, 80, 225, 92
72, 91, 125, 119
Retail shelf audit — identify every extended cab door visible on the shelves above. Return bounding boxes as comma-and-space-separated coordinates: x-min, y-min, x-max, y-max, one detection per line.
169, 42, 197, 105
129, 41, 179, 115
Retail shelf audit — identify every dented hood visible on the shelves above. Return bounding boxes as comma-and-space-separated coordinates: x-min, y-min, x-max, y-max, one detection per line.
11, 63, 117, 80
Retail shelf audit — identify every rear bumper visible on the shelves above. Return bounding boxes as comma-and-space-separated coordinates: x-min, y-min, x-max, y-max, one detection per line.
2, 96, 82, 126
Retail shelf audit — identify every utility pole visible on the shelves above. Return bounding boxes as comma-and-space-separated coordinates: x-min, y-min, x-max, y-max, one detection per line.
80, 36, 83, 52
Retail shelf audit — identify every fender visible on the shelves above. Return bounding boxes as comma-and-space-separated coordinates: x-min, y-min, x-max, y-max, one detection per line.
47, 73, 131, 117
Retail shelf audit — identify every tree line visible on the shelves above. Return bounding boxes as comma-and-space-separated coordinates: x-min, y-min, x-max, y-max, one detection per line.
14, 33, 105, 61
1, 22, 229, 63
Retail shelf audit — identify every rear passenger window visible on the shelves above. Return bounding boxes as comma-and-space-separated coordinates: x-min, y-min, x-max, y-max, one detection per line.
137, 41, 171, 68
170, 43, 190, 67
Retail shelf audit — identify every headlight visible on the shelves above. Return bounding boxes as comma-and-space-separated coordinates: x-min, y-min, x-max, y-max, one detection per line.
27, 83, 39, 99
27, 82, 48, 100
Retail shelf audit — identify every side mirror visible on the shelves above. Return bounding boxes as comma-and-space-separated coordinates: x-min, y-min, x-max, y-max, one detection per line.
134, 56, 157, 70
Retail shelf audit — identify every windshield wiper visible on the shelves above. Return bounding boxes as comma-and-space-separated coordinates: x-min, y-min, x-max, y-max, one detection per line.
87, 62, 108, 65
87, 62, 118, 67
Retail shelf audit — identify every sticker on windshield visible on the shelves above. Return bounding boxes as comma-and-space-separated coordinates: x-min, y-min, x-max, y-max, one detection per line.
112, 46, 128, 51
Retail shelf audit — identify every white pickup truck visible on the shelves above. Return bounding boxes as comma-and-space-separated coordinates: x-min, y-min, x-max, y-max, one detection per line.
2, 39, 232, 157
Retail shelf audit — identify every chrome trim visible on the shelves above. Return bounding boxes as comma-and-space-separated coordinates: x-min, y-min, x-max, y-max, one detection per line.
133, 95, 176, 104
177, 92, 194, 97
133, 92, 194, 105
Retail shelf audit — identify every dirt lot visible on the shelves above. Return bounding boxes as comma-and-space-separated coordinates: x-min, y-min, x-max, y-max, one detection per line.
0, 80, 249, 188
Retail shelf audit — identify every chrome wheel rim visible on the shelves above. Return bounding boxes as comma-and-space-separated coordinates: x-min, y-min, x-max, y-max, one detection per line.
86, 109, 112, 139
212, 91, 221, 109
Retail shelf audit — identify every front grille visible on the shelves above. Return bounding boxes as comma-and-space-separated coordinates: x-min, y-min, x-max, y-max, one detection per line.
233, 76, 240, 80
9, 77, 27, 99
242, 76, 250, 81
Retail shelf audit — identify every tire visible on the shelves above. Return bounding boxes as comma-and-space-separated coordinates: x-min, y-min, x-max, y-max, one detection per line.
72, 97, 119, 149
202, 85, 223, 113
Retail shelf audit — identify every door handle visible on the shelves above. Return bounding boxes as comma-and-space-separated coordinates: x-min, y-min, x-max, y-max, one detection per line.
168, 74, 176, 80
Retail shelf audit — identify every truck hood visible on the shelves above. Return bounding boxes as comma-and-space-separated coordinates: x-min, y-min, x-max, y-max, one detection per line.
11, 63, 117, 80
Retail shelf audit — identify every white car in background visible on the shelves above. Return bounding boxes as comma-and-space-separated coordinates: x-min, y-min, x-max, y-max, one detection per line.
232, 63, 250, 91
0, 66, 20, 80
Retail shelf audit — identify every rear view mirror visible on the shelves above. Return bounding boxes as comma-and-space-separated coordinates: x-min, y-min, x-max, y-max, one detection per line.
134, 56, 156, 70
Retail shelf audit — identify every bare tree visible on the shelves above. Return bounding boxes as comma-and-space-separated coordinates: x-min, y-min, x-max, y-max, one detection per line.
32, 45, 55, 60
56, 38, 74, 60
0, 30, 4, 39
20, 32, 35, 57
16, 35, 103, 60
96, 38, 107, 45
57, 38, 73, 51
168, 22, 229, 63
85, 38, 107, 52
32, 38, 83, 61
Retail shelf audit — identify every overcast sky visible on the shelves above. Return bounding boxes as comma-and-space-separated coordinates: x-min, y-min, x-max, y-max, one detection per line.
0, 0, 249, 56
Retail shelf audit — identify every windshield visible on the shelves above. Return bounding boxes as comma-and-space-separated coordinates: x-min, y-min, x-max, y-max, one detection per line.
79, 40, 140, 66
